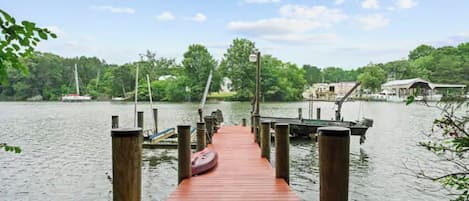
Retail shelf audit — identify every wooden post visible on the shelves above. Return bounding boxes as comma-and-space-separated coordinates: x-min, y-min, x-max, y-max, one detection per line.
261, 121, 270, 161
318, 127, 350, 201
196, 122, 206, 151
317, 108, 321, 120
137, 111, 144, 129
152, 108, 158, 132
242, 118, 246, 127
298, 108, 302, 119
251, 113, 254, 133
111, 128, 142, 201
254, 114, 260, 145
178, 125, 191, 184
112, 115, 119, 128
204, 116, 213, 144
275, 123, 289, 184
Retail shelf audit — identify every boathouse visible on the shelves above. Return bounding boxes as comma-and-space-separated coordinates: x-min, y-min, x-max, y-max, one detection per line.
380, 78, 465, 101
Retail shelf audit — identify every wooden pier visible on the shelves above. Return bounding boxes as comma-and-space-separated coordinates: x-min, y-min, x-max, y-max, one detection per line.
166, 126, 300, 201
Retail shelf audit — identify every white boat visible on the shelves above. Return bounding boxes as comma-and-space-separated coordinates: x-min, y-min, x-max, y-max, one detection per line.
111, 97, 126, 101
62, 64, 92, 102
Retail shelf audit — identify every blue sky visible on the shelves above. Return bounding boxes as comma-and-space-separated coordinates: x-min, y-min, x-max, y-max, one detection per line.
3, 0, 469, 68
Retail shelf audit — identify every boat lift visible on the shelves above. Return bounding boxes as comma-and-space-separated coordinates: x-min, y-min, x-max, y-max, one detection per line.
334, 81, 361, 121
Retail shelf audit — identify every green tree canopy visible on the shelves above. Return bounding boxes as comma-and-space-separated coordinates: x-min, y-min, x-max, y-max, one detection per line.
409, 44, 435, 60
182, 44, 219, 100
219, 38, 256, 101
303, 64, 322, 86
357, 64, 387, 92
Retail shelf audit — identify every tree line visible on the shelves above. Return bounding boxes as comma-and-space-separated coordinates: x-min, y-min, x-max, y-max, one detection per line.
0, 38, 468, 101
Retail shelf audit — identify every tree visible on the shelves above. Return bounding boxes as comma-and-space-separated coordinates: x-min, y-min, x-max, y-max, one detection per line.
409, 44, 435, 61
0, 9, 57, 83
357, 64, 386, 92
303, 64, 322, 86
182, 44, 218, 100
322, 67, 346, 83
220, 38, 256, 101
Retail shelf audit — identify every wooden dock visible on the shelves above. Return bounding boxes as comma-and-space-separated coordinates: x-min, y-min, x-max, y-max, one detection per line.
166, 126, 300, 201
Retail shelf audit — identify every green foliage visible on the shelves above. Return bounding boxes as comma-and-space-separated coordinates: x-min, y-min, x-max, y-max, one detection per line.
409, 44, 435, 60
357, 64, 386, 93
0, 9, 57, 83
259, 55, 305, 101
220, 38, 256, 101
1, 143, 22, 154
182, 44, 218, 100
303, 64, 322, 86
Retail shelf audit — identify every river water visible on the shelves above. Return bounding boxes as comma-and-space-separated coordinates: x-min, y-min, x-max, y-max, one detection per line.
0, 101, 460, 201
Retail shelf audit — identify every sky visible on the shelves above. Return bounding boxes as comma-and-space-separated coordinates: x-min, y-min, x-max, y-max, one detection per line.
2, 0, 469, 69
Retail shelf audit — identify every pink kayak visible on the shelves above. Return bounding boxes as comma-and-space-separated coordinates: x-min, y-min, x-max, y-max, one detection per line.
191, 147, 218, 176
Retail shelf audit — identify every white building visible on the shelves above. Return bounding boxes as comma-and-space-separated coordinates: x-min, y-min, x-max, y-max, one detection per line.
380, 78, 465, 102
220, 77, 232, 92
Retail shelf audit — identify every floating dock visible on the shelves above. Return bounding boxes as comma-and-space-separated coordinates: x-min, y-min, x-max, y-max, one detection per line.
166, 126, 299, 201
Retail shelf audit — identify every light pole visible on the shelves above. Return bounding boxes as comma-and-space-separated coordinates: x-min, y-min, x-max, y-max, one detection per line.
249, 49, 261, 144
249, 49, 261, 116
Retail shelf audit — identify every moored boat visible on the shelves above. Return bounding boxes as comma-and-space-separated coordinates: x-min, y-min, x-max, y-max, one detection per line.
191, 147, 218, 176
62, 64, 92, 102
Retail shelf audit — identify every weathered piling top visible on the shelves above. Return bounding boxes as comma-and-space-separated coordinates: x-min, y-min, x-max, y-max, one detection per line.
167, 126, 299, 201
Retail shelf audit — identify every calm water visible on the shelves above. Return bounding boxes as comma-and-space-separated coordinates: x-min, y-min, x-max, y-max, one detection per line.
0, 101, 459, 201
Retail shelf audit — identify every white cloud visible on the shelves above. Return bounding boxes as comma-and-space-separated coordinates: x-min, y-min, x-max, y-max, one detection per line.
227, 5, 347, 44
156, 11, 175, 21
335, 0, 345, 5
355, 14, 390, 30
191, 13, 207, 22
244, 0, 280, 4
228, 5, 347, 35
279, 5, 348, 23
396, 0, 418, 9
361, 0, 379, 9
65, 41, 78, 47
228, 18, 323, 35
261, 33, 339, 44
45, 26, 67, 38
90, 5, 135, 14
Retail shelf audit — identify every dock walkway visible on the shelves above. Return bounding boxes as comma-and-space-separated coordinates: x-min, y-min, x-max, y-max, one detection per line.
167, 126, 299, 201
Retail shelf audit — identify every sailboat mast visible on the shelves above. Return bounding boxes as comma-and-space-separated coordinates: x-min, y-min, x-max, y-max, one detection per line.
146, 74, 155, 130
134, 64, 139, 127
74, 64, 80, 95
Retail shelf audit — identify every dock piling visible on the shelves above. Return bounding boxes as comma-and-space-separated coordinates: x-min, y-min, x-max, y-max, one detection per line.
254, 114, 260, 145
204, 116, 214, 144
111, 128, 142, 201
261, 121, 270, 161
251, 113, 254, 133
317, 108, 321, 120
112, 115, 119, 128
318, 126, 350, 201
275, 123, 290, 184
152, 108, 158, 132
298, 108, 302, 119
242, 118, 246, 127
177, 125, 191, 184
196, 122, 206, 151
137, 111, 144, 129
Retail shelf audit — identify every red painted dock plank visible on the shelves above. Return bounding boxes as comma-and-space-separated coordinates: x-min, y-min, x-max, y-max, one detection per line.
167, 126, 299, 201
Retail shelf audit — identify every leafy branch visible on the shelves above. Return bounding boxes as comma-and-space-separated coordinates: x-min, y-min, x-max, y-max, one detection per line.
0, 9, 57, 83
0, 143, 22, 154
